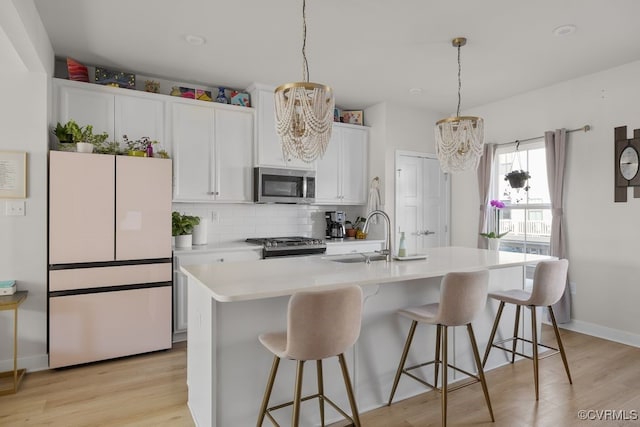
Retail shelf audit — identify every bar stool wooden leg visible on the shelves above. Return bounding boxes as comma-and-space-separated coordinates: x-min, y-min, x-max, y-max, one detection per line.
511, 305, 521, 363
441, 325, 448, 427
257, 356, 280, 427
482, 301, 505, 367
467, 323, 495, 422
317, 360, 325, 427
388, 320, 417, 405
292, 360, 305, 427
338, 353, 361, 427
548, 306, 572, 384
530, 306, 539, 401
434, 323, 442, 389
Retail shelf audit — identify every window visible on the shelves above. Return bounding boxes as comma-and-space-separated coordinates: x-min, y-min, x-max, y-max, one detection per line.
493, 140, 551, 256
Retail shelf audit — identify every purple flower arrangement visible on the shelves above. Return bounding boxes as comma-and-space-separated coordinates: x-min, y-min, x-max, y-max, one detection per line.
480, 199, 509, 239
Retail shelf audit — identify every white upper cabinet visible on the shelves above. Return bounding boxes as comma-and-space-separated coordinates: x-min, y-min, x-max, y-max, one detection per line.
248, 83, 314, 170
171, 101, 253, 202
55, 79, 165, 145
315, 123, 368, 205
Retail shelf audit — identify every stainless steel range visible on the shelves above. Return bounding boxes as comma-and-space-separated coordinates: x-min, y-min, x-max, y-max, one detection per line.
246, 236, 326, 258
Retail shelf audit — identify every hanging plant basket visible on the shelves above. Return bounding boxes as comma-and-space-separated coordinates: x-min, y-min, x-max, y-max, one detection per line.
504, 169, 531, 189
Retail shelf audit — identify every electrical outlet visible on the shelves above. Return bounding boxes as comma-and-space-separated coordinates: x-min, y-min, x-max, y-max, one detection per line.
211, 211, 219, 223
5, 200, 25, 216
569, 281, 576, 294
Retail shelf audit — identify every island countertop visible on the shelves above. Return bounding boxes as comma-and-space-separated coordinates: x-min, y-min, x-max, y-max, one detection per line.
180, 246, 553, 302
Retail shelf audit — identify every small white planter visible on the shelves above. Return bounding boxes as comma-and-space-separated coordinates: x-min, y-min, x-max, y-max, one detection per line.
175, 234, 193, 248
76, 142, 94, 153
488, 238, 500, 251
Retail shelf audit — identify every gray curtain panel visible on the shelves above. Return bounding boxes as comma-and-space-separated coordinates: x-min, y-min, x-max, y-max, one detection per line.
477, 143, 496, 248
545, 129, 571, 323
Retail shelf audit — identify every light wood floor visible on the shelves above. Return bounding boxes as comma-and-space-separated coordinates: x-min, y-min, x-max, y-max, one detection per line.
1, 327, 639, 426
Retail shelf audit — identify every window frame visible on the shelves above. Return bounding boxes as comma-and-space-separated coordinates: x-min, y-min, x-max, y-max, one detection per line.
492, 139, 551, 254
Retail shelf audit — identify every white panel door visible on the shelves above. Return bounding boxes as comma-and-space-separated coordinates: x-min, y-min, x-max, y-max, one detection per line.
115, 95, 164, 143
115, 156, 172, 260
214, 108, 253, 202
57, 85, 114, 136
171, 102, 215, 201
396, 153, 449, 254
49, 151, 115, 264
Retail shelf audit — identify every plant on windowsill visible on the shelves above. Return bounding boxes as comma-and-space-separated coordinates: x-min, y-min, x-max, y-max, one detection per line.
504, 169, 531, 190
172, 211, 201, 248
480, 200, 508, 250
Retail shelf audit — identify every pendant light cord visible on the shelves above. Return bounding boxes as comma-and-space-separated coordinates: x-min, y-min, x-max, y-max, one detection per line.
302, 0, 309, 82
456, 43, 461, 117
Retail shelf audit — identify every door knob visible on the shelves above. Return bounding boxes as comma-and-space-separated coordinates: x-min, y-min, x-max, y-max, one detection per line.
423, 230, 436, 235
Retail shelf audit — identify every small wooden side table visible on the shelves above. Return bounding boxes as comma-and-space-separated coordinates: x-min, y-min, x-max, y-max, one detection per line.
0, 290, 27, 395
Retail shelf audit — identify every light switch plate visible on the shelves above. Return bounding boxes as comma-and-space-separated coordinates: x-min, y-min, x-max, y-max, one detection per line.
5, 200, 25, 216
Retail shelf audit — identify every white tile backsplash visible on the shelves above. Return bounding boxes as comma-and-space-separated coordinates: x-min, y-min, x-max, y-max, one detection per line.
173, 203, 367, 244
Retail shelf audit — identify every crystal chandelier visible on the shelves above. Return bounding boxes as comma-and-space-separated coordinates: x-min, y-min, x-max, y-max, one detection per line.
434, 37, 484, 173
274, 0, 334, 163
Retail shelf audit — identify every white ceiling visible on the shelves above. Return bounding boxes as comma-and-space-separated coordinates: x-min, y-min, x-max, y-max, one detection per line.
34, 0, 640, 114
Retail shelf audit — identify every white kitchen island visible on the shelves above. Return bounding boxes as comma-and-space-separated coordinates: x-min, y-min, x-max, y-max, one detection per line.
181, 246, 554, 427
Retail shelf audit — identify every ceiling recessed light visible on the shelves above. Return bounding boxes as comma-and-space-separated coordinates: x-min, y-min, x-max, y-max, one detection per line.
185, 35, 206, 46
409, 87, 423, 95
553, 24, 576, 37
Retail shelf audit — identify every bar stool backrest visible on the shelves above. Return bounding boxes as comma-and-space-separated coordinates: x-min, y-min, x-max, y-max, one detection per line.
528, 259, 569, 307
437, 270, 489, 326
286, 286, 363, 361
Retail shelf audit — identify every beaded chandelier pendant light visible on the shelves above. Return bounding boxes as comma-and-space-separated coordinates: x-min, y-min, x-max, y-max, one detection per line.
274, 0, 334, 163
434, 37, 484, 173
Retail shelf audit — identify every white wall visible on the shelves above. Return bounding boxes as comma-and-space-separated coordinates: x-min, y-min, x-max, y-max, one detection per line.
453, 60, 640, 342
0, 0, 53, 371
364, 101, 441, 241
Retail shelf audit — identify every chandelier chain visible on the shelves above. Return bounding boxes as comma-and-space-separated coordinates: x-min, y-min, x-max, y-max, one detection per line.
302, 0, 309, 82
457, 43, 461, 117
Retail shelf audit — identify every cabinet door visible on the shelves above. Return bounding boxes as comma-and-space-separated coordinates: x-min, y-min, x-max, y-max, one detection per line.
214, 108, 253, 202
115, 156, 172, 260
115, 95, 164, 143
172, 102, 215, 201
255, 88, 312, 170
49, 152, 115, 264
57, 85, 114, 137
340, 127, 368, 204
315, 128, 342, 203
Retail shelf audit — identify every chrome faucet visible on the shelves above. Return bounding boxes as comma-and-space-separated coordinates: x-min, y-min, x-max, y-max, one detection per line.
362, 210, 392, 262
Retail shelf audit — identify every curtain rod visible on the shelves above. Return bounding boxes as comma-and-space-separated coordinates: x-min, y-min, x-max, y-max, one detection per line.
501, 125, 591, 147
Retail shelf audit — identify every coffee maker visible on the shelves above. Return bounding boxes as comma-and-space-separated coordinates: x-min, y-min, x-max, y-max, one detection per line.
325, 211, 346, 239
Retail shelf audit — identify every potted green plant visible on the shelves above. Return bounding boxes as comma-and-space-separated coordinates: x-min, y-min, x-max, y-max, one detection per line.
172, 211, 201, 248
77, 124, 109, 153
504, 169, 531, 190
123, 135, 157, 157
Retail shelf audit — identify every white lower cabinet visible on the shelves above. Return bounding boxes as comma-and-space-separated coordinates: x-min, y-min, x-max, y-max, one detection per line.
315, 124, 368, 204
325, 240, 384, 255
173, 249, 261, 339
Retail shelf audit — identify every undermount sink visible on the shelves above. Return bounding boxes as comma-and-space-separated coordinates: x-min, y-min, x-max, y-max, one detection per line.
325, 253, 387, 263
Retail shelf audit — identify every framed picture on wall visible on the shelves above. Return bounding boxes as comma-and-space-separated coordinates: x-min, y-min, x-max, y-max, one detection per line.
342, 110, 363, 125
0, 151, 27, 199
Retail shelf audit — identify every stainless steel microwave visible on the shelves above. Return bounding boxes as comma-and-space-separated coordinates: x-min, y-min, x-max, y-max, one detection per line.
253, 167, 315, 204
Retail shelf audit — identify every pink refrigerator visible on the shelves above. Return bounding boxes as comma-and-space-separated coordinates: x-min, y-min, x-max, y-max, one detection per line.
48, 151, 172, 368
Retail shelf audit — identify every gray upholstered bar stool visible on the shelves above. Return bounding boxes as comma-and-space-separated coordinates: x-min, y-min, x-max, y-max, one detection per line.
257, 285, 363, 427
388, 270, 494, 427
482, 259, 572, 400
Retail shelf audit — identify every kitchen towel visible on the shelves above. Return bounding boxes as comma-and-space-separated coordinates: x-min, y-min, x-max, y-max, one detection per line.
367, 177, 381, 224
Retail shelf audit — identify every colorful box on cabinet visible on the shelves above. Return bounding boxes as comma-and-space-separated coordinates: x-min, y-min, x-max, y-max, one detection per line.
95, 67, 135, 89
230, 91, 251, 107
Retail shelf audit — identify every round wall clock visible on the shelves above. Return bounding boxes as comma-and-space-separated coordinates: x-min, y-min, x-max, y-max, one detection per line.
619, 145, 639, 181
